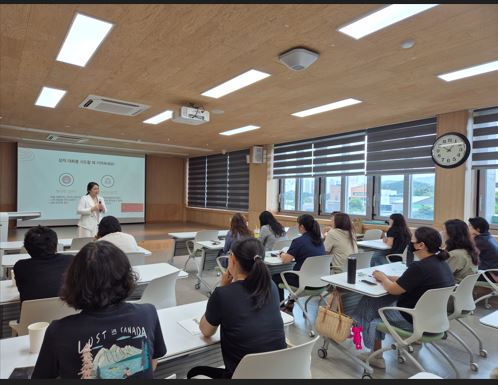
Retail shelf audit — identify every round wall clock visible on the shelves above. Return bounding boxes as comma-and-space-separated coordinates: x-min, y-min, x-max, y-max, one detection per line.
431, 132, 471, 169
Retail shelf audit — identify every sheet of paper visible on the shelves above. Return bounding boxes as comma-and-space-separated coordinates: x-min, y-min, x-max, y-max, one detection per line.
177, 317, 202, 335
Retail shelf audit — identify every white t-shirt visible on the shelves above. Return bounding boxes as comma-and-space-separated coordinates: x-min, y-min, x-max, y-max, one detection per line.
97, 232, 140, 253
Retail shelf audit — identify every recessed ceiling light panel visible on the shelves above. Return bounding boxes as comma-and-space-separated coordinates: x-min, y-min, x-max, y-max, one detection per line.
292, 98, 362, 118
438, 59, 498, 82
202, 69, 270, 99
338, 4, 438, 40
35, 87, 67, 108
143, 110, 173, 125
56, 13, 114, 67
219, 125, 260, 136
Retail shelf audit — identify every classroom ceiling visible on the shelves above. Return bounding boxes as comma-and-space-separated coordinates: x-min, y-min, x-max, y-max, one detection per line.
1, 4, 498, 157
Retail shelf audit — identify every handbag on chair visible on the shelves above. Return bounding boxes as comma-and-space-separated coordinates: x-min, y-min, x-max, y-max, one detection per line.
315, 289, 354, 343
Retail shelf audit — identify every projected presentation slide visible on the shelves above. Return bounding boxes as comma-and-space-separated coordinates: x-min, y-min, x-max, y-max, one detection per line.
17, 145, 145, 226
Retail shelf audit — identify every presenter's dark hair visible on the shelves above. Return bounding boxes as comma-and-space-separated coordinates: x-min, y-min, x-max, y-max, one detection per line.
24, 226, 58, 258
61, 241, 137, 310
231, 238, 272, 310
259, 210, 286, 237
414, 227, 449, 261
86, 182, 99, 195
97, 216, 122, 238
298, 214, 322, 246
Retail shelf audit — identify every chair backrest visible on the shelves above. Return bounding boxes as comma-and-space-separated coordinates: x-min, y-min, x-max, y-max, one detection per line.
345, 251, 374, 271
136, 271, 179, 310
273, 238, 292, 251
232, 336, 319, 379
70, 237, 94, 250
449, 273, 480, 318
286, 227, 301, 240
412, 286, 455, 334
126, 252, 145, 266
363, 229, 383, 241
195, 230, 220, 242
17, 297, 79, 336
216, 256, 229, 273
299, 255, 332, 288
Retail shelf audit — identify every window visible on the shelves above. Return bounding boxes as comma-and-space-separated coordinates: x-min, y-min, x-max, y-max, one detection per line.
378, 175, 404, 217
345, 175, 367, 216
409, 174, 435, 220
479, 169, 498, 227
298, 178, 315, 212
282, 178, 296, 211
323, 176, 342, 213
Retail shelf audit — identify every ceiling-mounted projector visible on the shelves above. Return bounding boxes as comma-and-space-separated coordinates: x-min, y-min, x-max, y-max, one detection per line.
171, 106, 210, 125
279, 47, 319, 71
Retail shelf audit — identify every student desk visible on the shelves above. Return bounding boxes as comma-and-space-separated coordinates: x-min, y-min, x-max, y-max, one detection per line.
479, 310, 498, 329
357, 239, 390, 251
168, 230, 228, 258
191, 241, 225, 294
264, 251, 295, 276
0, 300, 294, 379
0, 263, 187, 339
319, 262, 408, 376
0, 239, 72, 254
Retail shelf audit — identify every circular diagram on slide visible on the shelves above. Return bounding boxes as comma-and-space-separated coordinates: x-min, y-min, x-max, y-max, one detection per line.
101, 175, 115, 188
59, 173, 74, 187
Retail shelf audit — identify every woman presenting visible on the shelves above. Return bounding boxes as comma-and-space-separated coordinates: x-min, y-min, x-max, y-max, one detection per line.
77, 182, 107, 237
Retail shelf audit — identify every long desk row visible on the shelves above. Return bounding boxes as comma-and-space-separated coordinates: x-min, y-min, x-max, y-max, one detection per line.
0, 300, 294, 379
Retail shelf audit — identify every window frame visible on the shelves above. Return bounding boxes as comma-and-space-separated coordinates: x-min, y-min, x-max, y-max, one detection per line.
477, 168, 498, 230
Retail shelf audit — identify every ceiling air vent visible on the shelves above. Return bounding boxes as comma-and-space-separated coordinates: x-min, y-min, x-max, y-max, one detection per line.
46, 134, 88, 144
79, 95, 150, 116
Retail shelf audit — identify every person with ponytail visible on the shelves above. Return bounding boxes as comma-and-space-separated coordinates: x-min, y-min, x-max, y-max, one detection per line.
272, 214, 326, 309
323, 212, 358, 272
351, 227, 454, 369
258, 210, 287, 251
187, 238, 286, 379
443, 219, 479, 283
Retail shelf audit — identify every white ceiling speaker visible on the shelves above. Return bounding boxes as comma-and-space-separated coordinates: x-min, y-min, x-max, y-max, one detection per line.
279, 47, 319, 71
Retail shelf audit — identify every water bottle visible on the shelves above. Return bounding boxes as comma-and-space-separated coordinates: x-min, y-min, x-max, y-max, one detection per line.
347, 256, 357, 284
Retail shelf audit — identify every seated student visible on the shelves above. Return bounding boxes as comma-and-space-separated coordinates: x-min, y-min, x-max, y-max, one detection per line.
352, 227, 454, 369
258, 210, 287, 251
187, 238, 286, 379
323, 212, 358, 272
13, 226, 73, 303
222, 213, 253, 256
32, 241, 166, 379
468, 217, 498, 282
443, 219, 479, 283
374, 213, 412, 266
273, 214, 326, 310
95, 215, 140, 253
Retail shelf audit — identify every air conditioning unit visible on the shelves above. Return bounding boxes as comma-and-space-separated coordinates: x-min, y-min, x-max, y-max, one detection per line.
46, 134, 88, 144
79, 95, 150, 116
246, 146, 265, 164
171, 106, 210, 126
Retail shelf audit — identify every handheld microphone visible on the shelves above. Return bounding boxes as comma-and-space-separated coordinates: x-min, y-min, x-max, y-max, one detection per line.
98, 200, 103, 212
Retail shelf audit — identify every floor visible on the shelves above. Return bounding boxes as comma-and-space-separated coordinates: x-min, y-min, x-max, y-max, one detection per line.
6, 222, 498, 379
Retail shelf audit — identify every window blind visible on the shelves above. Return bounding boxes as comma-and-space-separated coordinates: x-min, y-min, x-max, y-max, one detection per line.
187, 156, 206, 207
472, 106, 498, 170
206, 154, 228, 209
227, 150, 250, 211
366, 117, 437, 175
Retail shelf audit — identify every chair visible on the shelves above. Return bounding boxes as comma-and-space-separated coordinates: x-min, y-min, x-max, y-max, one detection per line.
273, 238, 292, 251
331, 251, 374, 274
362, 286, 458, 379
279, 255, 332, 337
474, 269, 498, 309
215, 255, 229, 274
184, 230, 220, 271
70, 237, 94, 250
363, 229, 383, 241
446, 273, 485, 371
286, 227, 301, 240
231, 336, 319, 379
126, 251, 146, 266
9, 297, 79, 336
386, 246, 408, 264
128, 271, 179, 310
409, 372, 443, 379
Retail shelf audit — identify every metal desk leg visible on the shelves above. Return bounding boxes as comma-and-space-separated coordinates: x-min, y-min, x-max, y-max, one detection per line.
194, 248, 214, 295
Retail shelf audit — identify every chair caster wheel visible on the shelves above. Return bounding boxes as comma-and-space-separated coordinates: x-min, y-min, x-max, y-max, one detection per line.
479, 349, 487, 358
318, 348, 327, 359
194, 283, 200, 290
309, 330, 316, 337
362, 373, 372, 379
470, 363, 479, 372
398, 355, 406, 364
407, 345, 414, 353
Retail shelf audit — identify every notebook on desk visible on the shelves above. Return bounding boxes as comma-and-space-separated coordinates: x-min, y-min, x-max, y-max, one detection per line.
178, 317, 202, 335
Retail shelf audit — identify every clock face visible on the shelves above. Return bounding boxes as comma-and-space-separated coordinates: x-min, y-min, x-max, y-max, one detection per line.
431, 132, 471, 168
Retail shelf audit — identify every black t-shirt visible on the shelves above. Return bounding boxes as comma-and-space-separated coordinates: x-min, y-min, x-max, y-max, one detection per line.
396, 255, 455, 323
32, 303, 167, 379
205, 280, 287, 376
386, 227, 410, 255
13, 253, 74, 303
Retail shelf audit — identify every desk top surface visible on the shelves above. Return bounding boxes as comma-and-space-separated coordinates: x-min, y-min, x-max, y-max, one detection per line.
479, 310, 498, 329
1, 239, 72, 251
196, 240, 225, 250
321, 262, 407, 297
357, 239, 390, 250
0, 300, 293, 378
168, 230, 229, 239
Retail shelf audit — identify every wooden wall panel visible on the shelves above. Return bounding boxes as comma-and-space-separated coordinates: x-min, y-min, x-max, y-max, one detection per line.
0, 142, 17, 227
145, 155, 185, 222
